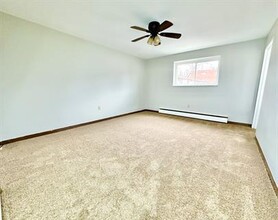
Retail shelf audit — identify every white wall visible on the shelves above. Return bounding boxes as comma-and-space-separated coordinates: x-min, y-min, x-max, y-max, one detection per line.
145, 39, 265, 123
0, 12, 145, 141
256, 19, 278, 186
0, 11, 270, 144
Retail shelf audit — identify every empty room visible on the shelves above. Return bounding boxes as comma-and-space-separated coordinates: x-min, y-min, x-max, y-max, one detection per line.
0, 0, 277, 219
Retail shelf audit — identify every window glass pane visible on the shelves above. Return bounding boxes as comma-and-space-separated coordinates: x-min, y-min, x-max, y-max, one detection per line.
175, 63, 196, 85
195, 61, 219, 85
173, 56, 220, 86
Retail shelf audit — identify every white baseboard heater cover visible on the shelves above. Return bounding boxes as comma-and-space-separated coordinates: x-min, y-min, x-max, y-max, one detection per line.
159, 108, 228, 123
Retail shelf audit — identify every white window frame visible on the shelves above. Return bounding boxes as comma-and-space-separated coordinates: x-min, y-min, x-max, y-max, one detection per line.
173, 55, 221, 86
252, 40, 273, 129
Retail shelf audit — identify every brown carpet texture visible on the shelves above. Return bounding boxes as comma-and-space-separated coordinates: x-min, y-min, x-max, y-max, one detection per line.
0, 112, 277, 219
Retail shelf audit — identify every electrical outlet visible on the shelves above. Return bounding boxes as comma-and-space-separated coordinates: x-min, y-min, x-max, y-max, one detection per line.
98, 106, 101, 111
187, 104, 190, 108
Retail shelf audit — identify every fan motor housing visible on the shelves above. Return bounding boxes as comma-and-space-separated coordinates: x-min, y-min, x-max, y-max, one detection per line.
148, 21, 160, 36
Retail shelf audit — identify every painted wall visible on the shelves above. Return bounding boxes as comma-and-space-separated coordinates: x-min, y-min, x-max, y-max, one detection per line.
145, 39, 265, 123
0, 12, 145, 141
256, 19, 278, 186
0, 11, 270, 144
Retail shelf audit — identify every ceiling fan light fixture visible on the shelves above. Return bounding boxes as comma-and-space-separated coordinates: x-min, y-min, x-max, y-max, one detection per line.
147, 37, 154, 45
153, 35, 161, 46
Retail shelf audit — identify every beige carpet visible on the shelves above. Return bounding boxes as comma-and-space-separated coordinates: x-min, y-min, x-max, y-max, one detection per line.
0, 111, 277, 220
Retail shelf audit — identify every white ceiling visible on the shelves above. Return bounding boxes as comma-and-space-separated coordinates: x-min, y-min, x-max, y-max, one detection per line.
0, 0, 277, 59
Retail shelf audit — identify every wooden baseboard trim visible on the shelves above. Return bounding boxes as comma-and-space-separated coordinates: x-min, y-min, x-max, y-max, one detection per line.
0, 188, 2, 220
143, 109, 158, 113
228, 121, 251, 127
0, 110, 145, 147
255, 137, 278, 197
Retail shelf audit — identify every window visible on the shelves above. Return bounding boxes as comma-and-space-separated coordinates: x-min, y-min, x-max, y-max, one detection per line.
173, 56, 220, 86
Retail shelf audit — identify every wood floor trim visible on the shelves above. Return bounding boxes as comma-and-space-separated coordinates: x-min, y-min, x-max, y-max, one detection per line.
227, 121, 251, 127
255, 137, 278, 197
0, 188, 2, 220
143, 109, 158, 113
0, 110, 145, 147
0, 110, 255, 147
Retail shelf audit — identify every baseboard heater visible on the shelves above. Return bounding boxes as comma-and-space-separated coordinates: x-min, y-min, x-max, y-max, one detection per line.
159, 108, 228, 123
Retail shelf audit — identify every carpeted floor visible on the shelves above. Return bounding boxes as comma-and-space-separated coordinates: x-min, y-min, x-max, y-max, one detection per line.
0, 111, 277, 220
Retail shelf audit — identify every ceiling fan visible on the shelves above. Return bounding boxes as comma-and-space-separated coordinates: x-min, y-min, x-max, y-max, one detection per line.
131, 20, 181, 46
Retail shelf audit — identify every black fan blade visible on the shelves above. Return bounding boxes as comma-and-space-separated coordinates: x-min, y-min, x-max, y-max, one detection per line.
159, 32, 182, 39
159, 20, 173, 32
131, 35, 150, 42
130, 26, 149, 32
